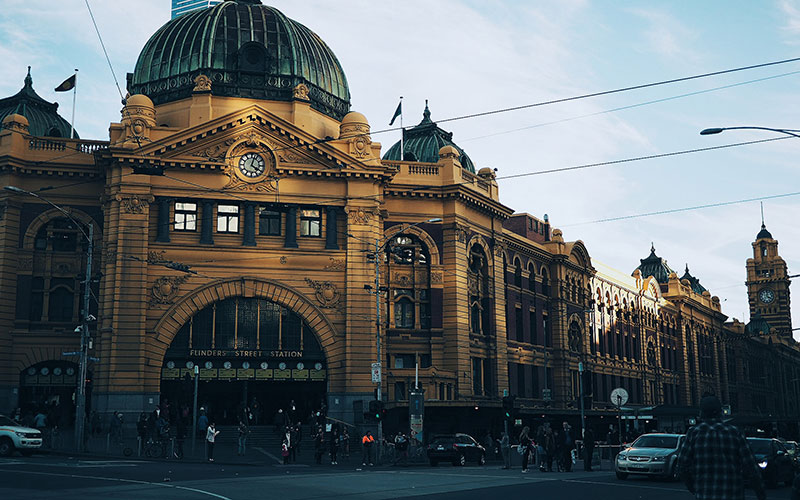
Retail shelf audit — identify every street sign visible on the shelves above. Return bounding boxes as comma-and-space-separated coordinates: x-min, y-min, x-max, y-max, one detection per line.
371, 362, 381, 383
542, 388, 552, 401
610, 387, 629, 407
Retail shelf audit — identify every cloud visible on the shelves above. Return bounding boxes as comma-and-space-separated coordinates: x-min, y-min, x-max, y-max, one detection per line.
627, 8, 700, 62
779, 0, 800, 40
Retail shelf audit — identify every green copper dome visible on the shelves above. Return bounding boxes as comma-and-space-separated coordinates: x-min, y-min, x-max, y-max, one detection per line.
634, 244, 674, 284
0, 68, 77, 138
383, 103, 476, 173
128, 0, 350, 120
680, 264, 707, 294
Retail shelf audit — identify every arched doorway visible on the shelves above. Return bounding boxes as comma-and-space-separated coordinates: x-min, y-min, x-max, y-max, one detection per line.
160, 296, 327, 425
18, 360, 87, 428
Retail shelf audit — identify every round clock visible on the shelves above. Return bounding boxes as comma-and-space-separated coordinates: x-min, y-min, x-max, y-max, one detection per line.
260, 362, 268, 370
759, 288, 775, 304
610, 387, 629, 407
242, 361, 250, 370
238, 152, 266, 178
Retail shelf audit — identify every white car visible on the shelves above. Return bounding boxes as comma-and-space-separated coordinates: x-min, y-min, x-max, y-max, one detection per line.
615, 433, 684, 481
0, 415, 42, 457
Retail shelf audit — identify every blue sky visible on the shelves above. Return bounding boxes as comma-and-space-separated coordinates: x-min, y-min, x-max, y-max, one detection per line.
1, 0, 798, 335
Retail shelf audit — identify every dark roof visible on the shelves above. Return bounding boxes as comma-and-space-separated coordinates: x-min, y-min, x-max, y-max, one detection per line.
746, 313, 771, 336
129, 0, 350, 120
756, 223, 772, 240
680, 264, 707, 294
382, 102, 476, 173
634, 244, 674, 284
0, 67, 77, 138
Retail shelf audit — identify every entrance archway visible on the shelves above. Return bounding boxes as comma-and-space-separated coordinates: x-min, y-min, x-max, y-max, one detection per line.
160, 296, 328, 425
18, 360, 88, 428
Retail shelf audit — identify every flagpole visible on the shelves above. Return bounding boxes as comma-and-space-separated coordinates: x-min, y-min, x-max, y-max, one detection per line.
399, 96, 404, 160
70, 69, 78, 139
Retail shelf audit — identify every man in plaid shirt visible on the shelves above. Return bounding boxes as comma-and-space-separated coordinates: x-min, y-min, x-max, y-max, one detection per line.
679, 395, 766, 500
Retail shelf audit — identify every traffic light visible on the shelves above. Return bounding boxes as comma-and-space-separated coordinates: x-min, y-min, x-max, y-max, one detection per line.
368, 400, 384, 421
502, 395, 516, 420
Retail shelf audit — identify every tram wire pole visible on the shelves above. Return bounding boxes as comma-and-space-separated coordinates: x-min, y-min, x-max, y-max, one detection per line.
192, 364, 199, 455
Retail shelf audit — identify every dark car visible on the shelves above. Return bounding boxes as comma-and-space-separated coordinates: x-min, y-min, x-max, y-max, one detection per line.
746, 437, 796, 488
426, 433, 486, 466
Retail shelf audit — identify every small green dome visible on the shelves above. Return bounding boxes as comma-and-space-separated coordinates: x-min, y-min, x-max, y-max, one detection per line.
382, 103, 476, 173
680, 264, 707, 294
128, 0, 350, 120
0, 68, 77, 138
634, 244, 674, 284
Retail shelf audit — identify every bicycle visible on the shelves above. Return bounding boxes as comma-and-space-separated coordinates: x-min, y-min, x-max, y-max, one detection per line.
143, 437, 165, 458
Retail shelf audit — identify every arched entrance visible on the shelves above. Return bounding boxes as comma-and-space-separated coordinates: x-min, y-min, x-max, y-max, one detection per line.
18, 361, 87, 427
160, 296, 328, 425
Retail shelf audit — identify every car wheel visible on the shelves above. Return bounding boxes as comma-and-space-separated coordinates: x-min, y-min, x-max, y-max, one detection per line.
0, 438, 13, 457
615, 471, 628, 480
668, 462, 679, 482
429, 459, 438, 467
478, 453, 485, 466
453, 454, 466, 466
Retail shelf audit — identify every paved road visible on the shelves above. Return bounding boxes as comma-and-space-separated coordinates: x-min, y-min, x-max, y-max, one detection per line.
0, 455, 791, 499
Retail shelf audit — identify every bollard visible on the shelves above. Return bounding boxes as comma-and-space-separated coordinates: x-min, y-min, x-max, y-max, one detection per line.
137, 436, 142, 457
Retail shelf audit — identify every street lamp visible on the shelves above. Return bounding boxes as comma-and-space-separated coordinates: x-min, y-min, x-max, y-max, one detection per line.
700, 126, 800, 139
347, 216, 442, 459
4, 185, 95, 451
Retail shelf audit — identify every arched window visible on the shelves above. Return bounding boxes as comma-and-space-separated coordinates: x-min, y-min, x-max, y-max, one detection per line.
541, 267, 550, 296
528, 263, 536, 292
514, 259, 522, 288
386, 233, 431, 330
468, 244, 490, 335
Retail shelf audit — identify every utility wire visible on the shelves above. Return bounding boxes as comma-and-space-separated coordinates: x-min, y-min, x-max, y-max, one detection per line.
495, 136, 791, 180
84, 0, 125, 102
564, 190, 800, 226
461, 70, 800, 143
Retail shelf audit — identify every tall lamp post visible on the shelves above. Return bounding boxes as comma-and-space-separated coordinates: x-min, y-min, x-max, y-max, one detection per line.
4, 185, 95, 451
348, 217, 442, 459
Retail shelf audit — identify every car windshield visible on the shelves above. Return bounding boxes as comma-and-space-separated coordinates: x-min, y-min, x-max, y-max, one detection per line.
632, 436, 678, 449
0, 416, 20, 426
747, 439, 771, 455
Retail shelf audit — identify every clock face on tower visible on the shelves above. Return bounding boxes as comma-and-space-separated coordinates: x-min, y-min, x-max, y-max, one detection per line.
759, 288, 775, 304
238, 152, 266, 178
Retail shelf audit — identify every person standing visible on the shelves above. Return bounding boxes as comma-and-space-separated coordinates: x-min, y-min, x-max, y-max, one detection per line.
281, 438, 290, 465
237, 419, 249, 456
206, 422, 219, 462
558, 422, 574, 472
341, 427, 350, 458
498, 431, 511, 469
582, 426, 595, 472
362, 431, 374, 466
197, 410, 209, 438
313, 426, 325, 464
519, 426, 533, 472
330, 428, 339, 465
543, 427, 556, 472
679, 395, 765, 500
394, 432, 408, 466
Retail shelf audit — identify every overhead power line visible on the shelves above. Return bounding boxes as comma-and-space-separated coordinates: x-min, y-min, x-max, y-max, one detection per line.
564, 190, 800, 226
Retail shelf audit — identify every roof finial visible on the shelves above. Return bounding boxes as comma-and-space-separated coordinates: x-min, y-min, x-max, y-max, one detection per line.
760, 201, 766, 229
685, 263, 689, 273
24, 66, 32, 88
650, 242, 655, 254
423, 99, 431, 121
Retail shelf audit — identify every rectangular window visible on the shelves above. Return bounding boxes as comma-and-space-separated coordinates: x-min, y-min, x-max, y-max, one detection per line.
472, 357, 483, 396
394, 381, 407, 401
420, 354, 432, 368
529, 309, 537, 344
515, 307, 523, 342
258, 207, 281, 236
216, 204, 239, 233
394, 354, 416, 369
543, 313, 551, 347
299, 208, 321, 237
174, 202, 197, 231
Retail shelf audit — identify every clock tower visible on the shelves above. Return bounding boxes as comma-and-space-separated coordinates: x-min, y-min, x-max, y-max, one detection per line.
746, 223, 792, 336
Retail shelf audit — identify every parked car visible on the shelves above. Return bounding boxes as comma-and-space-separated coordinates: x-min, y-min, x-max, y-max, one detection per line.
615, 433, 684, 481
426, 433, 486, 466
746, 437, 796, 488
0, 415, 42, 457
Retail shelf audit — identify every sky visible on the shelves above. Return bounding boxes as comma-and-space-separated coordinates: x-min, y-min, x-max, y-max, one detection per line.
0, 0, 798, 336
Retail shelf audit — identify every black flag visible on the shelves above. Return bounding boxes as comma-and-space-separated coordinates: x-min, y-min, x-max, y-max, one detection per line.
55, 74, 76, 92
389, 100, 402, 126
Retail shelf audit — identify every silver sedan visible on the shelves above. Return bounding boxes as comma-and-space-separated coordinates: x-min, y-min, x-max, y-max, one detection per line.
615, 433, 684, 481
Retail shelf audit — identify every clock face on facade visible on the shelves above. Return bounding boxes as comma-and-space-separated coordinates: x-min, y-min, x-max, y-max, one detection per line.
238, 152, 266, 178
759, 288, 775, 304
